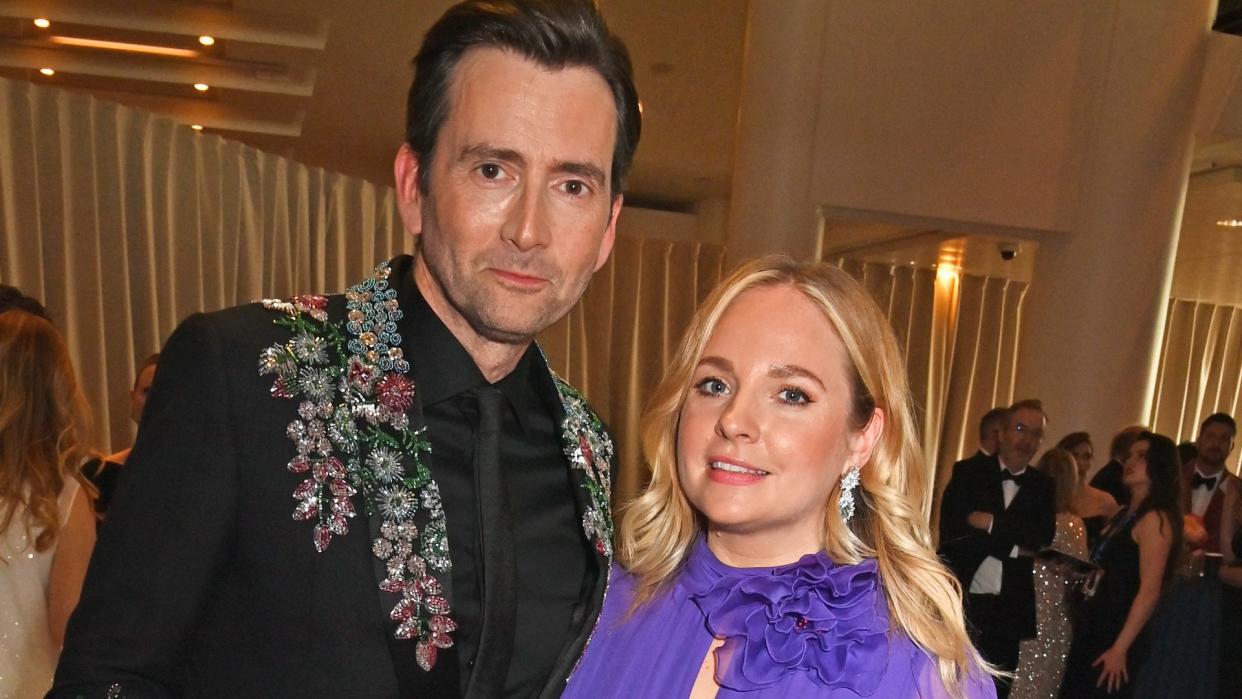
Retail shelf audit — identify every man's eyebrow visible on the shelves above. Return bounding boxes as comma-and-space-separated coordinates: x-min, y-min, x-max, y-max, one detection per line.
459, 143, 526, 167
769, 364, 826, 391
551, 159, 607, 187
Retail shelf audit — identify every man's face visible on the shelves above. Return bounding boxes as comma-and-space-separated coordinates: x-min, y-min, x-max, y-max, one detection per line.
999, 407, 1045, 471
1196, 421, 1236, 470
130, 364, 156, 425
396, 47, 621, 344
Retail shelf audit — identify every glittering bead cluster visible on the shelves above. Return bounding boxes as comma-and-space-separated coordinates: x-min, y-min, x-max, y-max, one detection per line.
553, 376, 615, 557
259, 261, 454, 670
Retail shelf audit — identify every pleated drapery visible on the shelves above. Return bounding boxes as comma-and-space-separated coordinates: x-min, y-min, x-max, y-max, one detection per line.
835, 260, 1029, 526
540, 236, 727, 506
0, 77, 405, 452
1151, 298, 1242, 470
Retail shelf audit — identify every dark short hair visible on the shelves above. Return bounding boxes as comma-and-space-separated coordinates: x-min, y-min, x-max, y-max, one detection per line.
133, 352, 160, 391
406, 0, 641, 198
979, 407, 1008, 441
1007, 398, 1046, 424
0, 284, 50, 322
1200, 412, 1237, 437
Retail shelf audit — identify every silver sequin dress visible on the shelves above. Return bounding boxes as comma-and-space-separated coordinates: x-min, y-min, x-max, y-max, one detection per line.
1010, 513, 1087, 699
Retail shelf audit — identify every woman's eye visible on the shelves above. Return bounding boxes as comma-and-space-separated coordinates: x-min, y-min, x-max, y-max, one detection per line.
694, 377, 728, 396
778, 387, 811, 405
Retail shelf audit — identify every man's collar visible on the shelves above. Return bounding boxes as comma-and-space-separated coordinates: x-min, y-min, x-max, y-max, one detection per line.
979, 447, 994, 457
1194, 463, 1225, 480
998, 456, 1026, 477
394, 255, 558, 428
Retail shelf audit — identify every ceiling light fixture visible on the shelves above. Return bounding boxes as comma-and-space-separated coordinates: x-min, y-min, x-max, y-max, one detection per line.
191, 124, 203, 131
47, 35, 200, 58
198, 36, 215, 47
39, 67, 54, 76
1217, 219, 1242, 228
34, 18, 51, 29
193, 83, 210, 92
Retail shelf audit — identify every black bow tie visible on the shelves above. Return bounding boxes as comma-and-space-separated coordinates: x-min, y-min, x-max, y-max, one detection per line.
1193, 474, 1218, 490
1001, 470, 1027, 485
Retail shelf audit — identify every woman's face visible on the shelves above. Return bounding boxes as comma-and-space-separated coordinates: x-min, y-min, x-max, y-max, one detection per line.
1122, 439, 1151, 490
1070, 441, 1094, 479
676, 284, 864, 552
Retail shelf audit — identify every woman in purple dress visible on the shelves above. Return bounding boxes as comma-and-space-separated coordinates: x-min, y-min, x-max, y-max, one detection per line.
563, 257, 995, 698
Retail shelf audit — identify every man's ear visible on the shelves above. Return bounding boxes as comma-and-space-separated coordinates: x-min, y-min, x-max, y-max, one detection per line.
594, 194, 623, 272
394, 144, 423, 237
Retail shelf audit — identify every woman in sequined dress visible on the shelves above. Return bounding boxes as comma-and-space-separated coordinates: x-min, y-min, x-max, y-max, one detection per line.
1011, 449, 1088, 699
562, 257, 995, 698
0, 310, 97, 699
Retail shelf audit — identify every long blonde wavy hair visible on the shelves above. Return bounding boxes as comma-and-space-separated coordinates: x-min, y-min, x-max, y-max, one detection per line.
0, 310, 93, 554
618, 256, 988, 695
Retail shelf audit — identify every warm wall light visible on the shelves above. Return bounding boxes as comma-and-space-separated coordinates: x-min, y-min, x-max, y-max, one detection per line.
1217, 219, 1242, 228
936, 266, 960, 284
39, 67, 55, 76
33, 18, 50, 29
191, 124, 204, 131
198, 36, 215, 46
193, 83, 210, 92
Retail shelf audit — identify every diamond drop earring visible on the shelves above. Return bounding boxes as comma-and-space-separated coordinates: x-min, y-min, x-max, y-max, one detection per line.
838, 463, 861, 523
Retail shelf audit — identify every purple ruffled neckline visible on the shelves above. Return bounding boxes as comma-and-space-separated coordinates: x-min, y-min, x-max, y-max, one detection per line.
683, 537, 892, 694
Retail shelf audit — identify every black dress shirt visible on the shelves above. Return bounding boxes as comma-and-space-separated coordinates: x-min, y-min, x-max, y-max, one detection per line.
402, 280, 594, 697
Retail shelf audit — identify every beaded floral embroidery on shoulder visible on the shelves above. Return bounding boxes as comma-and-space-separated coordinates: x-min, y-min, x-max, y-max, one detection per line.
551, 375, 614, 557
258, 262, 454, 671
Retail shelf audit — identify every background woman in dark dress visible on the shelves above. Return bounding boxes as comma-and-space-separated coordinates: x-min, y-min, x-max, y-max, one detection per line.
1059, 432, 1181, 698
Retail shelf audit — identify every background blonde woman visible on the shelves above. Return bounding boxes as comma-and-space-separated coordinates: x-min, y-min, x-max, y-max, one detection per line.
0, 310, 97, 698
564, 257, 993, 698
1011, 448, 1088, 698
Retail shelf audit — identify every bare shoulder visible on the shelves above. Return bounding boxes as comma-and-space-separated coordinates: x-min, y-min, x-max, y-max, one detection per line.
1133, 510, 1174, 542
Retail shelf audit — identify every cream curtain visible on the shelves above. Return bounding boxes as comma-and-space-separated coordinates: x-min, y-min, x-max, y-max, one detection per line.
1151, 298, 1242, 472
834, 260, 1028, 525
0, 77, 405, 453
539, 236, 727, 506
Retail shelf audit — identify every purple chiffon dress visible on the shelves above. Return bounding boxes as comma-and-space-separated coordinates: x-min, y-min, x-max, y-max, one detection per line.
563, 537, 996, 698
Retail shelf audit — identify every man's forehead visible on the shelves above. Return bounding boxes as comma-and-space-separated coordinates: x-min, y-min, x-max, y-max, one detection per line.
441, 47, 617, 151
1011, 408, 1045, 426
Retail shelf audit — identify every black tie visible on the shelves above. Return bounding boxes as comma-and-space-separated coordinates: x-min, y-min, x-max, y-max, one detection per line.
464, 387, 516, 698
1193, 473, 1218, 490
1001, 470, 1026, 485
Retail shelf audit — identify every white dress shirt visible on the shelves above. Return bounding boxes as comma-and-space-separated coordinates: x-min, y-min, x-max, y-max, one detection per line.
969, 459, 1025, 595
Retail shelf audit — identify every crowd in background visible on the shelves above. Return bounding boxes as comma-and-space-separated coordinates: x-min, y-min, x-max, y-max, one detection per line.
939, 399, 1240, 698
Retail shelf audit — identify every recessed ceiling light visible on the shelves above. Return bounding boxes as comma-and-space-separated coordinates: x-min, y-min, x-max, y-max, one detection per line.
1217, 219, 1242, 228
33, 18, 50, 29
191, 124, 203, 131
193, 83, 210, 92
39, 67, 54, 76
198, 36, 215, 46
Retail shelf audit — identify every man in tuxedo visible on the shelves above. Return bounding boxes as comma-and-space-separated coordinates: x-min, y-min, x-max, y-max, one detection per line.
939, 399, 1056, 697
951, 406, 1008, 475
51, 2, 639, 697
1089, 424, 1146, 507
1182, 413, 1237, 553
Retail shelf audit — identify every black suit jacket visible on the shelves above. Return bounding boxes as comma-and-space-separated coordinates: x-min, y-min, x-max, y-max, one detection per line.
937, 454, 1056, 638
51, 266, 613, 698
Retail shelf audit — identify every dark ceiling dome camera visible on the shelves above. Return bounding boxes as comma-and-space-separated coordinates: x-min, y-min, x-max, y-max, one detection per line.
999, 242, 1020, 261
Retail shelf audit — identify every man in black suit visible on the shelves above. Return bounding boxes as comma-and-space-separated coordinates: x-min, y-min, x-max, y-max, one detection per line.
51, 2, 639, 697
939, 399, 1056, 697
952, 406, 1008, 474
